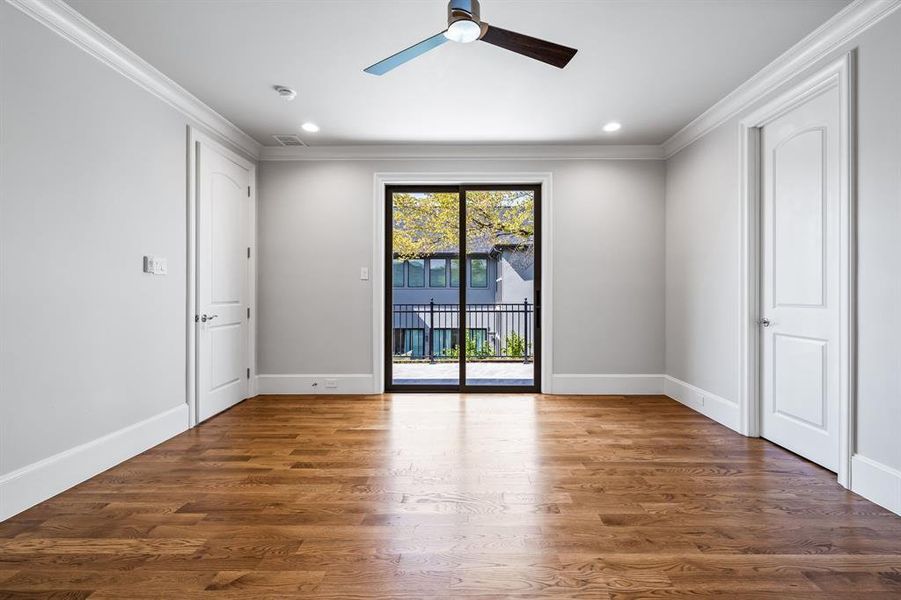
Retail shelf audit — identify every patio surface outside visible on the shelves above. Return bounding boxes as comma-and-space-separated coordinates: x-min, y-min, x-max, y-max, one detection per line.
392, 361, 534, 385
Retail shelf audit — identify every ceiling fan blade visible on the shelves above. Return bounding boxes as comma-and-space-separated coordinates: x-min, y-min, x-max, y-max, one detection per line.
479, 24, 577, 69
364, 32, 449, 75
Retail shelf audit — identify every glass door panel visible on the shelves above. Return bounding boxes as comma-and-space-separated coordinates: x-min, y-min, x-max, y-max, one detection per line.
464, 188, 538, 387
388, 188, 460, 388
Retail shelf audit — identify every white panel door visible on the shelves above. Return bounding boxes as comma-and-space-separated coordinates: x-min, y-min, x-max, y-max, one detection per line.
197, 141, 251, 422
760, 86, 840, 471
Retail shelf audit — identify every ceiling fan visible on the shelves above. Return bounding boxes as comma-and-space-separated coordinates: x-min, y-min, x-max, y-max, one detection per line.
364, 0, 578, 76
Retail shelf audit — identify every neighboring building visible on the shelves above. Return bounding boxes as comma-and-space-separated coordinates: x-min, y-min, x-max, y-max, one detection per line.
391, 242, 534, 360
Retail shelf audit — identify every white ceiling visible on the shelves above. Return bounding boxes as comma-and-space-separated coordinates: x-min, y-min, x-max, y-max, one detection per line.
66, 0, 850, 147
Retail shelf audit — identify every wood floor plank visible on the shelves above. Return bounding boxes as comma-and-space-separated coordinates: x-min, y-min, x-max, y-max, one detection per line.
0, 393, 899, 598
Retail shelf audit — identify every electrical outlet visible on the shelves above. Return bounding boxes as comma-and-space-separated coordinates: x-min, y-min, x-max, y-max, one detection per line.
325, 379, 338, 389
360, 267, 369, 280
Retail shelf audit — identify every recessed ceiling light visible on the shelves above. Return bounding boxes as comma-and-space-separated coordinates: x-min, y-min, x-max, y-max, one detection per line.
301, 122, 320, 133
603, 121, 622, 133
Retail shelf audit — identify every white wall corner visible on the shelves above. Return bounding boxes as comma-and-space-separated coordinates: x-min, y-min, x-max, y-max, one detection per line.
5, 0, 262, 160
662, 0, 901, 158
664, 376, 742, 433
0, 403, 189, 522
851, 454, 901, 516
256, 374, 378, 395
550, 374, 665, 395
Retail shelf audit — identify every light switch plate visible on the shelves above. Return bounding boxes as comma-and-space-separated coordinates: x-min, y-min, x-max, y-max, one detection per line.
143, 256, 168, 275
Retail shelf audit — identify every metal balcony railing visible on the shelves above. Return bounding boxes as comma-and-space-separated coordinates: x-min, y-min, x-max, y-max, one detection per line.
392, 300, 533, 363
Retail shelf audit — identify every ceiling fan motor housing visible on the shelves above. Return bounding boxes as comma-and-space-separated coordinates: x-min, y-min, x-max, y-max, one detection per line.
448, 0, 481, 26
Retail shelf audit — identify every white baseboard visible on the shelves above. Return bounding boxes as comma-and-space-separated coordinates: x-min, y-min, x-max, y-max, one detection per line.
663, 375, 741, 433
851, 454, 901, 516
259, 373, 664, 395
549, 374, 664, 395
0, 403, 189, 521
256, 374, 377, 395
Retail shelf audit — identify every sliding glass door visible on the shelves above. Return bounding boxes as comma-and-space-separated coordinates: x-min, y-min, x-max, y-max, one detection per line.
386, 184, 541, 392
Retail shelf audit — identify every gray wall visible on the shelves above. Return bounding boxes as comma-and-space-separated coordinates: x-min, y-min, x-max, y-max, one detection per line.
0, 3, 188, 473
258, 159, 666, 377
665, 10, 901, 471
665, 123, 742, 402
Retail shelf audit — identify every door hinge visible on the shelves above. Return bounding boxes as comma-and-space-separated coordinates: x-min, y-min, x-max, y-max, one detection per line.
246, 368, 250, 379
247, 247, 251, 259
247, 186, 251, 197
247, 307, 251, 319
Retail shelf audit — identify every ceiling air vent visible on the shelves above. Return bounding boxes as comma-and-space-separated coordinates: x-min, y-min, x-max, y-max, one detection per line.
272, 134, 307, 147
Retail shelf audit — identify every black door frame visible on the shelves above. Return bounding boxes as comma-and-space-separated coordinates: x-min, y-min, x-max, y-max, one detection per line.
385, 183, 542, 393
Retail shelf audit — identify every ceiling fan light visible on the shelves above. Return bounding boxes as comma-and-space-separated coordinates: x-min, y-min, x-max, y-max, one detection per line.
444, 19, 481, 43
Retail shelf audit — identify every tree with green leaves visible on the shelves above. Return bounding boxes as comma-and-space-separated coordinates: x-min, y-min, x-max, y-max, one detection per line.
392, 190, 534, 260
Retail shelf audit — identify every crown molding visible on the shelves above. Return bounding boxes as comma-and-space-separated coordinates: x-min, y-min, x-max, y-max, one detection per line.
15, 0, 896, 164
6, 0, 262, 160
662, 0, 901, 158
260, 144, 665, 161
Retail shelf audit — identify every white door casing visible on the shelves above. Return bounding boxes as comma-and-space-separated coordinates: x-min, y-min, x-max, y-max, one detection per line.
372, 172, 554, 394
196, 138, 252, 422
759, 85, 841, 472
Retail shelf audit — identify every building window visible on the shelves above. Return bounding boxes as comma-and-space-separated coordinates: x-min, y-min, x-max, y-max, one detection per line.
408, 259, 425, 287
393, 328, 424, 358
471, 258, 488, 288
431, 328, 490, 357
450, 258, 460, 287
392, 260, 404, 287
432, 328, 458, 357
429, 259, 447, 287
468, 328, 488, 347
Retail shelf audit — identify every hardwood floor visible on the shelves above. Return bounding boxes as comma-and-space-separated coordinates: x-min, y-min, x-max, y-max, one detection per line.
1, 394, 899, 598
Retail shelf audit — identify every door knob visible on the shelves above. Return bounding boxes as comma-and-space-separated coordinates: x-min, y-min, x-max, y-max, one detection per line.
201, 314, 219, 323
759, 317, 772, 328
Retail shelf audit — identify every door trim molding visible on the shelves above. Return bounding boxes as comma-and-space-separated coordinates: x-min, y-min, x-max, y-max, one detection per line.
187, 126, 258, 426
373, 172, 554, 394
738, 52, 856, 487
